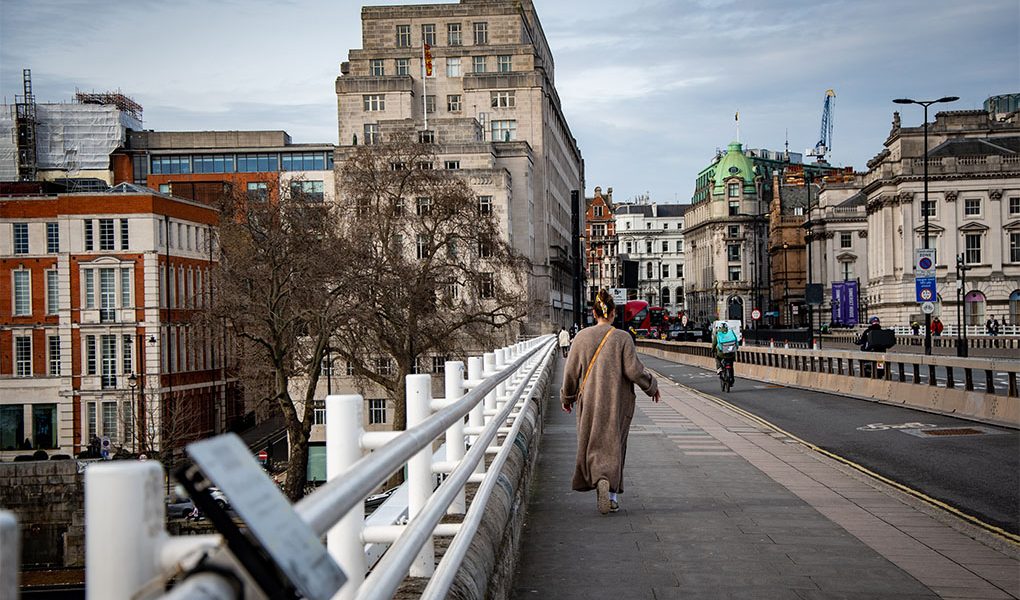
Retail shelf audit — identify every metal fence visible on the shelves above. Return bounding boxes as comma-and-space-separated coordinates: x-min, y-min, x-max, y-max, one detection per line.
84, 335, 557, 600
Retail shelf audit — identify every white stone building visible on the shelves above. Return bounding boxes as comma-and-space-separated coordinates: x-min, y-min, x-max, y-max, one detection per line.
614, 199, 687, 316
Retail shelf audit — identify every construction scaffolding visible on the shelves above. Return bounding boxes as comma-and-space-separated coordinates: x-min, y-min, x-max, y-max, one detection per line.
75, 90, 143, 121
15, 69, 38, 182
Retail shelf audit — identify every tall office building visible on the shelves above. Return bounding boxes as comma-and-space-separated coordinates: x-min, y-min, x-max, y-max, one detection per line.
335, 0, 584, 332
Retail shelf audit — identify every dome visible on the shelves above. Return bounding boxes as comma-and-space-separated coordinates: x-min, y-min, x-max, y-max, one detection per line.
713, 141, 757, 194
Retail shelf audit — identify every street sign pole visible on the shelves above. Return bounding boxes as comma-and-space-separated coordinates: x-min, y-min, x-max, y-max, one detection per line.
915, 249, 937, 356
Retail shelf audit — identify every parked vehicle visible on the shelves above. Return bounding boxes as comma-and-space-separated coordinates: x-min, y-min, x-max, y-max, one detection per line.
165, 497, 195, 520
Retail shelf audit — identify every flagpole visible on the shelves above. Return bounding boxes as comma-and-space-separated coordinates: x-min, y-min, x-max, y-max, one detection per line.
735, 110, 740, 143
422, 42, 428, 131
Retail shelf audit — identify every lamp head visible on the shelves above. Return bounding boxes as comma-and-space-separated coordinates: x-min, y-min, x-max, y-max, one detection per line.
937, 96, 959, 103
128, 373, 138, 388
893, 98, 915, 105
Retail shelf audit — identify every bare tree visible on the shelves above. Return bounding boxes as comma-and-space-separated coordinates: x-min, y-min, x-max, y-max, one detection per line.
208, 183, 351, 500
334, 133, 529, 433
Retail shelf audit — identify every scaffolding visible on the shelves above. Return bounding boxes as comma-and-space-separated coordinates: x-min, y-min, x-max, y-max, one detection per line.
75, 90, 143, 121
15, 69, 38, 182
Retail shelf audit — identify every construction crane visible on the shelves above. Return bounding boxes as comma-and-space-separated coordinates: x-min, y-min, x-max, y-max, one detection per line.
805, 89, 836, 162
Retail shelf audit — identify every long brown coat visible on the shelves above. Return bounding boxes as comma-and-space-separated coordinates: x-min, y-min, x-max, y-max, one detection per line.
561, 324, 658, 493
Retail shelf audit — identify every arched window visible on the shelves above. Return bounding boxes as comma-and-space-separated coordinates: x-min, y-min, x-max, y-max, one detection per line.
1009, 290, 1020, 326
965, 290, 986, 327
662, 287, 671, 305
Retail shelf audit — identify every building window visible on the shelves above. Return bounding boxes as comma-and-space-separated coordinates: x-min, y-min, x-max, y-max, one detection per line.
101, 334, 117, 388
965, 233, 982, 264
422, 24, 436, 46
1010, 196, 1020, 215
645, 240, 652, 253
478, 241, 493, 258
363, 94, 385, 111
446, 58, 461, 77
1010, 232, 1020, 263
13, 223, 28, 254
727, 244, 741, 262
396, 24, 411, 47
120, 219, 129, 250
473, 22, 488, 44
247, 182, 269, 202
122, 334, 133, 374
445, 160, 461, 170
662, 264, 670, 278
192, 154, 236, 173
728, 225, 740, 238
368, 399, 387, 425
15, 336, 32, 377
594, 206, 604, 217
47, 222, 59, 253
46, 269, 59, 314
48, 336, 61, 375
448, 22, 462, 46
921, 200, 936, 218
677, 239, 683, 252
478, 196, 493, 215
497, 55, 512, 72
84, 219, 94, 251
964, 198, 981, 217
364, 123, 379, 145
728, 200, 740, 216
840, 232, 853, 248
281, 152, 327, 171
83, 269, 95, 309
447, 94, 462, 112
425, 95, 436, 113
416, 235, 430, 260
236, 153, 278, 172
13, 270, 31, 316
490, 120, 516, 142
290, 180, 325, 202
416, 197, 431, 216
99, 219, 115, 250
479, 273, 495, 298
395, 58, 409, 76
473, 56, 487, 73
728, 266, 741, 281
102, 401, 117, 443
591, 224, 606, 237
728, 183, 740, 198
645, 262, 653, 279
662, 241, 669, 252
625, 241, 632, 254
86, 402, 97, 439
150, 155, 191, 174
369, 59, 384, 76
490, 90, 515, 108
1, 406, 24, 450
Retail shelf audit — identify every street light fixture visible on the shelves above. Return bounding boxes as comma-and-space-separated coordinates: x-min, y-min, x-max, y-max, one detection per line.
892, 96, 959, 355
782, 242, 790, 327
127, 373, 138, 453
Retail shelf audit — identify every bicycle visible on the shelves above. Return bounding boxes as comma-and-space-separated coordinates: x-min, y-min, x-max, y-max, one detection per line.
718, 353, 735, 392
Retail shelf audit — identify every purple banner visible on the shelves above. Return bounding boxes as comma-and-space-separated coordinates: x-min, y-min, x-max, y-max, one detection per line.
831, 281, 860, 326
845, 280, 859, 326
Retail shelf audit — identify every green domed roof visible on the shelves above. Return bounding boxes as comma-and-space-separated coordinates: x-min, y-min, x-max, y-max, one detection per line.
713, 142, 757, 193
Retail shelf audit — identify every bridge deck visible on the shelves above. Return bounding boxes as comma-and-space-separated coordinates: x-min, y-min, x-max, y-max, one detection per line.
512, 358, 1019, 599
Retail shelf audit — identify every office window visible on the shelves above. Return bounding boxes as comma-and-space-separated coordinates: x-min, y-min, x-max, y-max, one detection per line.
490, 90, 515, 108
46, 269, 59, 314
964, 198, 981, 216
84, 219, 94, 251
416, 197, 432, 216
1010, 197, 1020, 215
422, 24, 436, 46
100, 335, 117, 388
13, 270, 31, 315
446, 58, 461, 77
281, 152, 327, 171
86, 402, 97, 439
99, 268, 116, 321
490, 120, 516, 142
369, 59, 384, 76
102, 401, 117, 442
444, 160, 461, 170
192, 154, 235, 173
119, 219, 129, 250
662, 264, 670, 278
479, 272, 494, 298
15, 336, 32, 377
236, 153, 278, 172
364, 123, 380, 145
13, 223, 28, 254
447, 94, 462, 112
99, 219, 115, 250
247, 182, 269, 202
1, 406, 24, 450
662, 241, 669, 252
473, 22, 488, 45
290, 180, 325, 202
396, 24, 411, 47
395, 58, 409, 76
368, 399, 387, 424
83, 269, 95, 309
123, 334, 133, 374
478, 196, 493, 215
363, 95, 385, 111
965, 233, 982, 264
150, 155, 191, 174
497, 55, 512, 72
727, 244, 741, 262
728, 266, 741, 281
48, 336, 61, 376
473, 56, 486, 73
47, 222, 59, 253
120, 267, 132, 307
840, 232, 853, 248
425, 95, 436, 113
921, 200, 936, 217
448, 22, 462, 46
1010, 232, 1020, 263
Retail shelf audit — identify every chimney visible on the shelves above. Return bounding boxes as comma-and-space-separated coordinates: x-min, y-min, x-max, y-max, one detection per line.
607, 187, 613, 201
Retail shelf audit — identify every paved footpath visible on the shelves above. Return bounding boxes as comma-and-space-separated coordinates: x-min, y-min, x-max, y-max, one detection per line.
512, 357, 1020, 600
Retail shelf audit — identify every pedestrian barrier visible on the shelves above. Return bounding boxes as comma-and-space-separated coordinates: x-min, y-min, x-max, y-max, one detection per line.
84, 335, 557, 600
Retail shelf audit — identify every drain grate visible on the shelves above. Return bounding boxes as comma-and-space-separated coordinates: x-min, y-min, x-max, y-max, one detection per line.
922, 428, 983, 436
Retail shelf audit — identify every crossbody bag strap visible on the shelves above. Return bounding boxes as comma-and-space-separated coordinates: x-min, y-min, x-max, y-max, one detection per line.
578, 327, 614, 398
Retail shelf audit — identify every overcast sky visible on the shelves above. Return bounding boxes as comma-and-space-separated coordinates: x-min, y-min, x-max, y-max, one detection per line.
2, 0, 1017, 203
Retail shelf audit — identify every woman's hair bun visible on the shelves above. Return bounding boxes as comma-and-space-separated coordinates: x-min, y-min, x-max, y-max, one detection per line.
594, 289, 616, 319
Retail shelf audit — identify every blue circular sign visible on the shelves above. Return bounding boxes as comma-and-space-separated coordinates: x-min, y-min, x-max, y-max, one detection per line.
918, 257, 933, 270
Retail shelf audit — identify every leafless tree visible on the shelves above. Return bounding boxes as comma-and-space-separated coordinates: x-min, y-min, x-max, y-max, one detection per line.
334, 132, 529, 433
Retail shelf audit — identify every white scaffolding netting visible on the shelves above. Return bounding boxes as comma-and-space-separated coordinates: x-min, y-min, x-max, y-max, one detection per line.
0, 107, 18, 181
34, 104, 141, 172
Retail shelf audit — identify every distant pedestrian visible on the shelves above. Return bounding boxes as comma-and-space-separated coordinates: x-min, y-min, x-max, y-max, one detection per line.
986, 318, 994, 335
911, 321, 920, 335
932, 317, 944, 336
558, 327, 571, 358
992, 317, 1001, 336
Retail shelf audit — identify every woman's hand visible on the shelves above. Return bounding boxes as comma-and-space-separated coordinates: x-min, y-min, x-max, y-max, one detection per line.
652, 390, 661, 403
561, 401, 572, 413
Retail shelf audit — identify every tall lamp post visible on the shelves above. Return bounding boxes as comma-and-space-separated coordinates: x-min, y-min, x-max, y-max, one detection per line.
782, 242, 790, 327
127, 373, 138, 454
892, 95, 959, 356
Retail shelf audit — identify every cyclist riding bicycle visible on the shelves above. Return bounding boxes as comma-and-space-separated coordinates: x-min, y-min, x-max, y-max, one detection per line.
713, 322, 740, 373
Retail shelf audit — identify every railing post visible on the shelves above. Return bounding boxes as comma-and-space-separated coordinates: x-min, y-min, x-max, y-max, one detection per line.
483, 352, 497, 424
327, 394, 366, 600
495, 349, 508, 410
0, 511, 18, 599
468, 356, 485, 475
86, 461, 165, 600
406, 374, 435, 577
444, 361, 466, 514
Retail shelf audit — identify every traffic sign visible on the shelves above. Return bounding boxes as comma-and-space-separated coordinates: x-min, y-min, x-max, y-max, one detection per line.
915, 249, 936, 278
257, 450, 268, 462
915, 276, 937, 303
681, 314, 689, 327
751, 308, 762, 321
921, 301, 935, 314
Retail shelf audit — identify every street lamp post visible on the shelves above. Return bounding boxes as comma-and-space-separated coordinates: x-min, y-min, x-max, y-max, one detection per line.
127, 373, 138, 454
892, 95, 959, 356
783, 242, 790, 327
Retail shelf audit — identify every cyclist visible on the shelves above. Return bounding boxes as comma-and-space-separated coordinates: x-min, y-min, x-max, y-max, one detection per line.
713, 322, 740, 374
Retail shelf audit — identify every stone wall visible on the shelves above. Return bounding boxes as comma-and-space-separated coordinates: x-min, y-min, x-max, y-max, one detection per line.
0, 459, 86, 567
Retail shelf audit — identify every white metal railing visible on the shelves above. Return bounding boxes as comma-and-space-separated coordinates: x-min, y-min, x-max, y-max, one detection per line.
84, 335, 556, 600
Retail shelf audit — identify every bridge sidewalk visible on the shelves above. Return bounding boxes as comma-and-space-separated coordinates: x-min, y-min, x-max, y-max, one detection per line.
511, 358, 1019, 600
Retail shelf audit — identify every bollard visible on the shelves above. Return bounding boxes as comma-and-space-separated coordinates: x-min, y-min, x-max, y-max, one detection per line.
327, 394, 367, 600
444, 361, 467, 514
86, 461, 165, 600
406, 374, 436, 577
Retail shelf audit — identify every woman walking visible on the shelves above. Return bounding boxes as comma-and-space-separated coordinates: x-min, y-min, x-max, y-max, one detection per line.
561, 289, 660, 514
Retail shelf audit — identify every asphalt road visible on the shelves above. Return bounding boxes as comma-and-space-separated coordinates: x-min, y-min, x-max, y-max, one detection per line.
640, 354, 1020, 535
